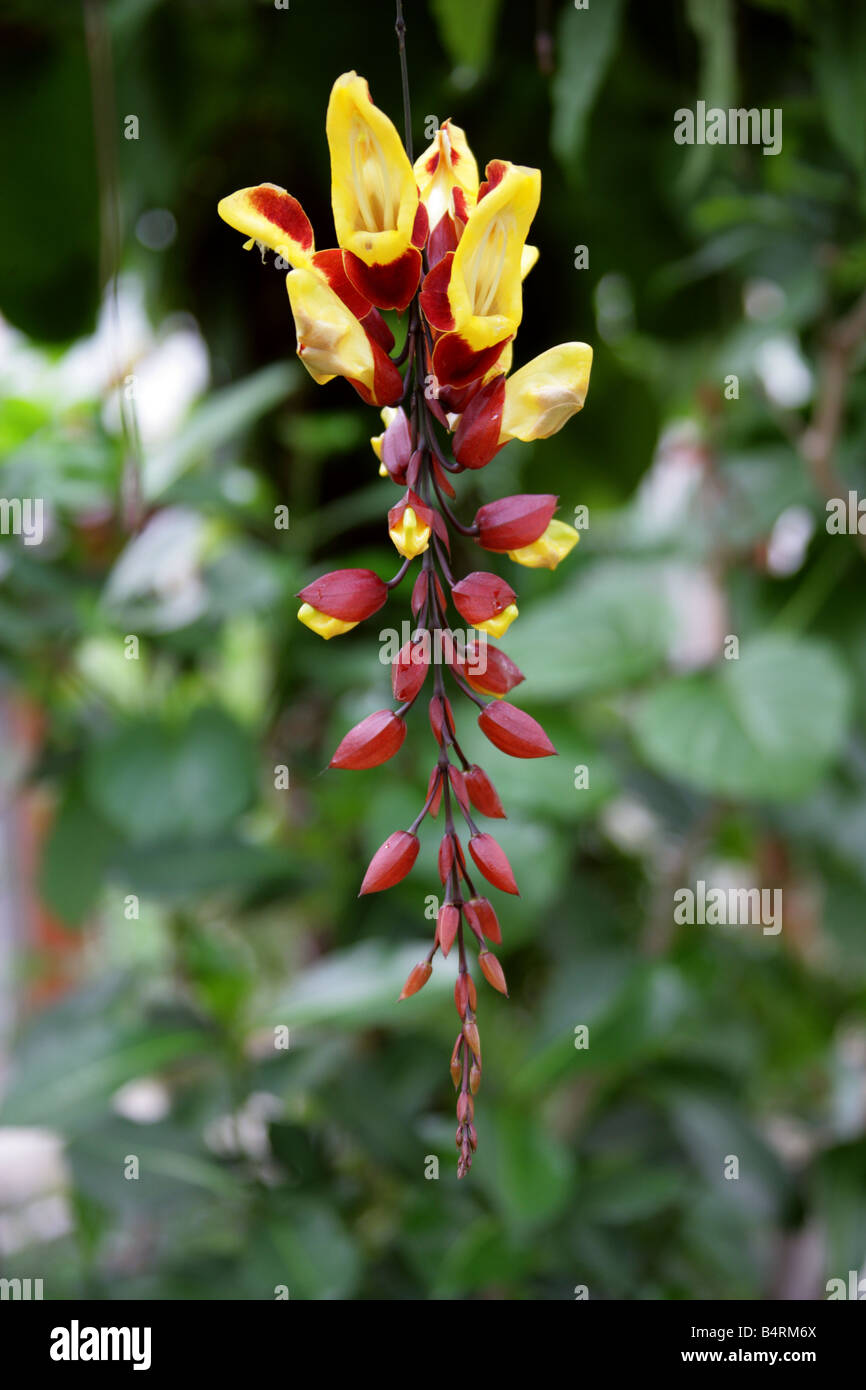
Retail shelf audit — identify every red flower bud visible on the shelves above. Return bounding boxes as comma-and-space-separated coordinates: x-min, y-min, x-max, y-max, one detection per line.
452, 375, 506, 469
438, 833, 455, 884
391, 640, 429, 702
399, 958, 432, 999
429, 694, 455, 745
431, 456, 456, 499
360, 830, 420, 894
437, 903, 460, 957
330, 709, 407, 769
454, 972, 470, 1015
478, 700, 556, 758
298, 568, 387, 622
451, 571, 516, 627
469, 1062, 481, 1094
387, 489, 441, 553
474, 494, 558, 552
465, 764, 506, 819
380, 407, 412, 483
450, 1035, 463, 1088
461, 642, 525, 697
468, 833, 519, 895
448, 766, 472, 816
463, 1019, 482, 1060
464, 896, 502, 944
457, 1091, 474, 1123
426, 764, 443, 817
411, 570, 428, 619
479, 949, 508, 996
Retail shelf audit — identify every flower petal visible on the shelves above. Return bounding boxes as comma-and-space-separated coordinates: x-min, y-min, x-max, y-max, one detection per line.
326, 71, 420, 301
217, 184, 315, 267
500, 342, 593, 442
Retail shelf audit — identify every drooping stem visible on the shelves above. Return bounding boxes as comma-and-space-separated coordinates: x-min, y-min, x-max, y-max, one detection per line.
395, 0, 414, 162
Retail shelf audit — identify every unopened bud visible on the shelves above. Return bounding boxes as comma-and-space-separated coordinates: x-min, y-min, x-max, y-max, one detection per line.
457, 1092, 474, 1123
463, 1019, 481, 1060
479, 948, 508, 996
398, 959, 432, 1000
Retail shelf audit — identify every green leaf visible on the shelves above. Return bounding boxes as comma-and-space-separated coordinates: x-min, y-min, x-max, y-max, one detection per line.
2, 1018, 208, 1130
487, 1103, 576, 1228
39, 788, 117, 927
633, 635, 852, 799
86, 707, 255, 844
551, 0, 624, 169
0, 34, 98, 338
504, 561, 674, 700
813, 1, 866, 182
247, 1201, 360, 1300
430, 0, 503, 79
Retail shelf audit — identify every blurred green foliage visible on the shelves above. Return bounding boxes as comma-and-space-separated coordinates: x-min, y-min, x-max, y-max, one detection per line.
0, 0, 865, 1300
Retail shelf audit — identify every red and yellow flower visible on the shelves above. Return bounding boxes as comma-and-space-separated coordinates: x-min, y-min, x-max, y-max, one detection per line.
219, 66, 592, 1180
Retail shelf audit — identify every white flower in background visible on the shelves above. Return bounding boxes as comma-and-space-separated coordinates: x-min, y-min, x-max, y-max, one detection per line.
663, 562, 728, 671
101, 316, 209, 445
0, 1127, 71, 1254
630, 420, 707, 543
1, 275, 210, 443
112, 1077, 171, 1124
756, 333, 812, 408
743, 278, 786, 322
104, 506, 209, 631
766, 504, 814, 577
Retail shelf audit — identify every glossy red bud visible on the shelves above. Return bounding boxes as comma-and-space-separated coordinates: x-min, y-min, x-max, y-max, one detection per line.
428, 694, 455, 745
448, 766, 472, 816
478, 701, 556, 758
360, 830, 420, 894
411, 570, 428, 619
465, 765, 506, 818
451, 572, 516, 626
461, 642, 525, 697
392, 640, 429, 702
425, 765, 443, 817
437, 903, 460, 957
399, 958, 432, 999
468, 833, 519, 895
463, 896, 501, 944
452, 375, 506, 469
438, 834, 455, 884
298, 568, 387, 622
330, 710, 407, 769
474, 494, 558, 552
479, 949, 508, 996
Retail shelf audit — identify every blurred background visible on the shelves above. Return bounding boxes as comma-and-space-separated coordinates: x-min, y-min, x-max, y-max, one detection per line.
0, 0, 865, 1300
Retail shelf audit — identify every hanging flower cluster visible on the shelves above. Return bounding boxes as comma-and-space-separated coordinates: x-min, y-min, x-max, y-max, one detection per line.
219, 70, 591, 1177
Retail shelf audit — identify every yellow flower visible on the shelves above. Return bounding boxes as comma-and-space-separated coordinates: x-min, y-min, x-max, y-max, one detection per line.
508, 520, 579, 570
326, 71, 423, 311
389, 505, 431, 558
285, 269, 401, 405
446, 161, 540, 354
475, 603, 519, 639
217, 184, 315, 268
297, 603, 358, 639
500, 342, 593, 442
413, 120, 479, 228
